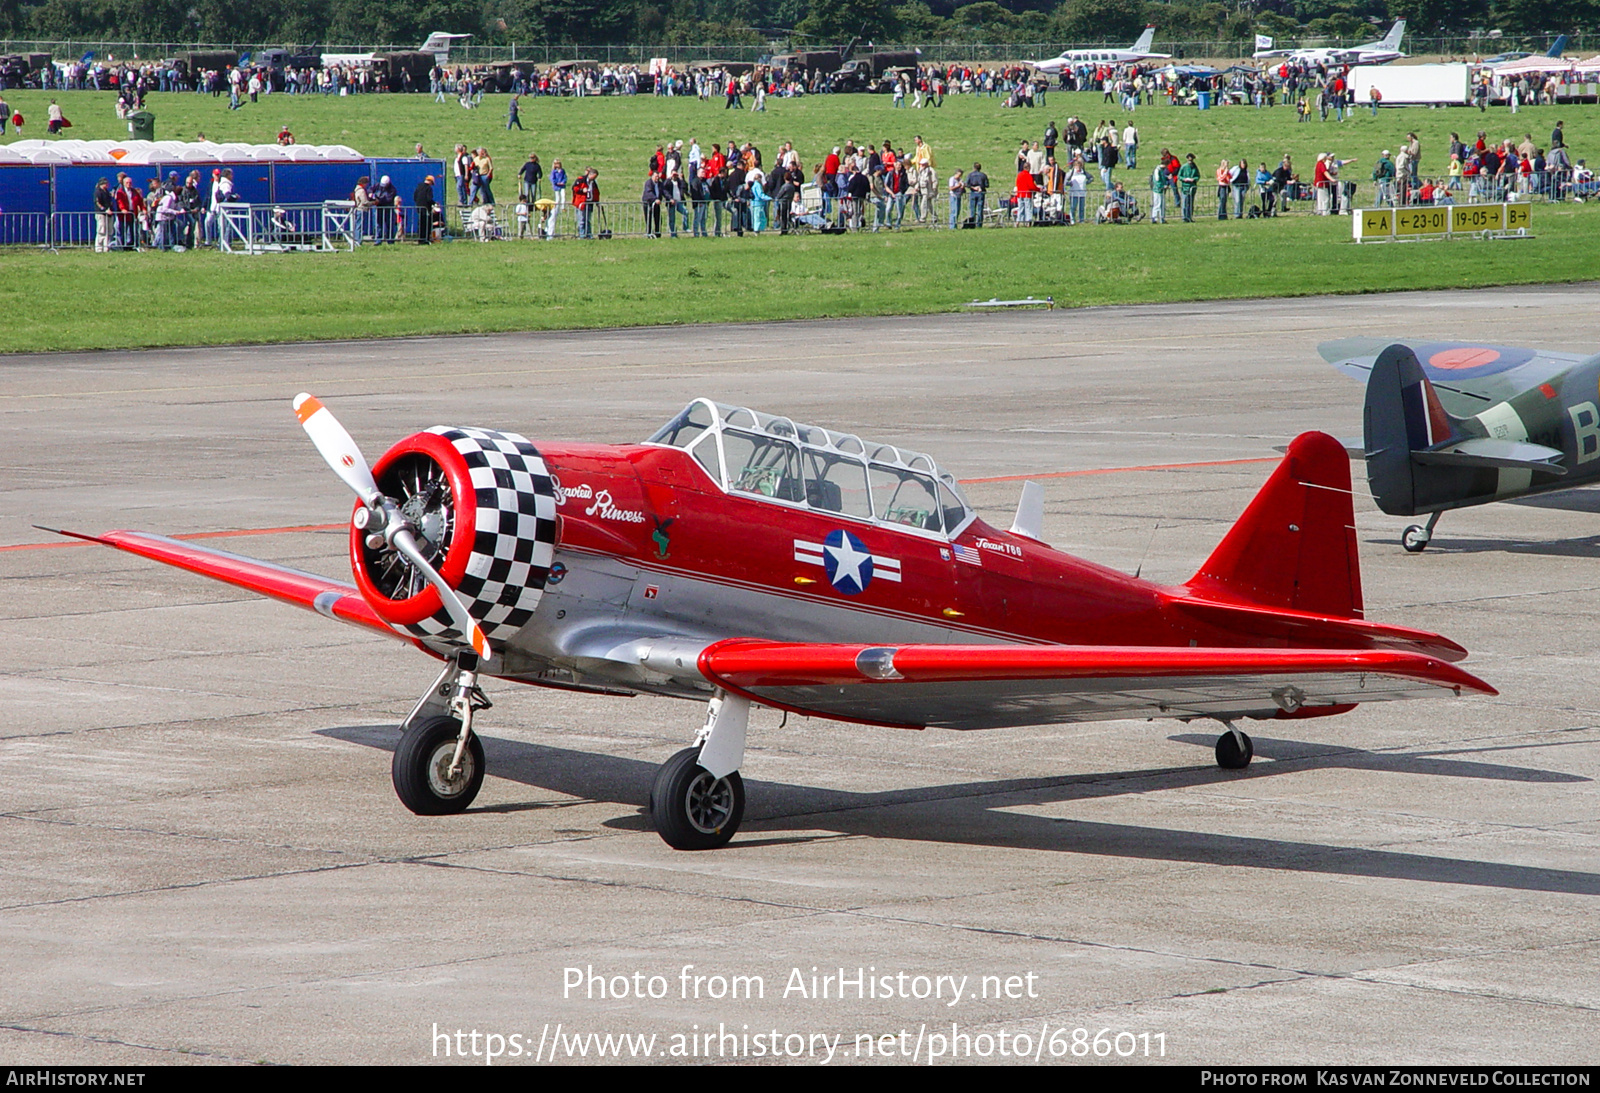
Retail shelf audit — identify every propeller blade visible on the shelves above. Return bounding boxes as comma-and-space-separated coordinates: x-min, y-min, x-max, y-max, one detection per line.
293, 393, 382, 508
391, 527, 493, 661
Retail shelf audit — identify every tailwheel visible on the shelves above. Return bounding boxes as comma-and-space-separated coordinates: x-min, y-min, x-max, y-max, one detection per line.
1215, 727, 1253, 770
393, 714, 485, 815
650, 746, 745, 850
1402, 511, 1442, 554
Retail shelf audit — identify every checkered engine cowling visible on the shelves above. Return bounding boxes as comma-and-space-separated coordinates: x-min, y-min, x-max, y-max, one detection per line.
394, 427, 558, 649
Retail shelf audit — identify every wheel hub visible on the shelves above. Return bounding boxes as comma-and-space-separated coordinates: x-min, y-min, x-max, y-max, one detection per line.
684, 771, 735, 833
427, 740, 474, 799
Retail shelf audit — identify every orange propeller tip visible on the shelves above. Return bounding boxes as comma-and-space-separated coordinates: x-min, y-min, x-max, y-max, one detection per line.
293, 394, 324, 423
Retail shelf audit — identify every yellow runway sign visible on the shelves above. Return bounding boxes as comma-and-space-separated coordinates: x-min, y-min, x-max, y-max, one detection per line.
1353, 201, 1531, 243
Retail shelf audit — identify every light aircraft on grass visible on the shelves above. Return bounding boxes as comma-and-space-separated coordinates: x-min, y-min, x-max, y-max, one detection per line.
321, 31, 471, 69
1254, 20, 1406, 66
1029, 28, 1170, 76
1325, 339, 1600, 552
59, 396, 1493, 849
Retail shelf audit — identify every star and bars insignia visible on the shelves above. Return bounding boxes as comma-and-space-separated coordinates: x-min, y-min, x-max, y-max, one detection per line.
794, 530, 903, 595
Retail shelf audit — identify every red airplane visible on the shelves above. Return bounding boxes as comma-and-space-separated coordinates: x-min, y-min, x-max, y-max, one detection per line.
63, 396, 1495, 850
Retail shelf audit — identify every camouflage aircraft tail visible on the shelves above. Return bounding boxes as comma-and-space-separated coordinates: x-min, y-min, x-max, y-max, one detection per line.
1363, 343, 1564, 519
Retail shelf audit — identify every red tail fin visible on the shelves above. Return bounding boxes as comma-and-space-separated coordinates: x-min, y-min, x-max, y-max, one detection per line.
1185, 432, 1363, 619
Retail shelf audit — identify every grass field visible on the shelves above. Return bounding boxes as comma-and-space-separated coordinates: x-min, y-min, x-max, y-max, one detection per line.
2, 87, 1598, 352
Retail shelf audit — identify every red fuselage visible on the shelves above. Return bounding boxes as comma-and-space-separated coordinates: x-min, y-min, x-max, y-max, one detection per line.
546, 442, 1307, 653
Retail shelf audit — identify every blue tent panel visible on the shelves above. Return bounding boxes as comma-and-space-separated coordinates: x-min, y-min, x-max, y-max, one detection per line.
0, 165, 54, 214
368, 159, 446, 206
272, 161, 366, 205
52, 164, 116, 213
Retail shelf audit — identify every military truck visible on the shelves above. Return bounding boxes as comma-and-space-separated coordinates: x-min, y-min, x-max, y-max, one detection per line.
375, 50, 434, 92
770, 49, 848, 77
831, 50, 921, 92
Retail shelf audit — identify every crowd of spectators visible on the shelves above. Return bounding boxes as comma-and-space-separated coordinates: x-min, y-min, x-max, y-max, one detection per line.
310, 96, 1594, 249
89, 165, 225, 251
19, 42, 1591, 250
1364, 124, 1596, 206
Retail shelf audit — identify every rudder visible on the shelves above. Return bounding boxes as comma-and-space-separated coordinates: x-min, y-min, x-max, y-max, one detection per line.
1363, 342, 1477, 516
1186, 431, 1363, 619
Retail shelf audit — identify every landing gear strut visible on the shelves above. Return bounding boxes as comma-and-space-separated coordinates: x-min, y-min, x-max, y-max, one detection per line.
1402, 511, 1442, 554
651, 690, 750, 850
1214, 721, 1253, 770
392, 652, 492, 815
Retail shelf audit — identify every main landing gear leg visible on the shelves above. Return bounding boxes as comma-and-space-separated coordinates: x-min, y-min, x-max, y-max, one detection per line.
392, 652, 493, 815
651, 689, 749, 850
1214, 720, 1254, 770
1402, 511, 1443, 554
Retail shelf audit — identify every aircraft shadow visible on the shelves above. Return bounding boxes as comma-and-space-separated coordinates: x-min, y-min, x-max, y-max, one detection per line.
319, 725, 1599, 897
1364, 533, 1600, 558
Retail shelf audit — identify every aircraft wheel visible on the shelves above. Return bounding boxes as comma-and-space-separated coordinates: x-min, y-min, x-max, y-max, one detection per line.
392, 715, 484, 815
1215, 728, 1253, 770
1401, 525, 1431, 553
650, 746, 744, 851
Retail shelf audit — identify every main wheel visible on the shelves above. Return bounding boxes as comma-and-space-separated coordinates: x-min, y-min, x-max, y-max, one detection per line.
1215, 729, 1253, 770
1401, 525, 1430, 553
392, 715, 485, 815
650, 746, 745, 851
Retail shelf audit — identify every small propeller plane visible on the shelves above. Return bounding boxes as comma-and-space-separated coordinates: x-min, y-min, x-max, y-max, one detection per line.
1323, 338, 1600, 551
1253, 20, 1407, 66
59, 396, 1494, 849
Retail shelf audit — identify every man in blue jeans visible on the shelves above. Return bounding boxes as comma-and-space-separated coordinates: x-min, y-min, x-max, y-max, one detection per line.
948, 171, 964, 228
965, 162, 988, 226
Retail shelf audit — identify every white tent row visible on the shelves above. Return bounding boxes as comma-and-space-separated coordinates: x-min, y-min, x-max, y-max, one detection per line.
0, 140, 365, 165
1488, 54, 1600, 77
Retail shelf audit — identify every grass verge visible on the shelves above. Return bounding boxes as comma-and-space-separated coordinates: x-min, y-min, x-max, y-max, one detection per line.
3, 206, 1598, 353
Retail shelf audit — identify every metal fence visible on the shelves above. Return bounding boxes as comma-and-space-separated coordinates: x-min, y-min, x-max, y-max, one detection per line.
2, 33, 1588, 66
4, 182, 1579, 249
215, 201, 359, 252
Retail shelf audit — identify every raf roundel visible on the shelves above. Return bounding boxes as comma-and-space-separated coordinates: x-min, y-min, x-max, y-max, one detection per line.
823, 528, 875, 595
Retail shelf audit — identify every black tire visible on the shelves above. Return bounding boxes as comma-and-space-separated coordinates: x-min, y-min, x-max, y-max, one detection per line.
650, 746, 744, 851
1402, 525, 1430, 553
392, 715, 485, 815
1215, 729, 1254, 770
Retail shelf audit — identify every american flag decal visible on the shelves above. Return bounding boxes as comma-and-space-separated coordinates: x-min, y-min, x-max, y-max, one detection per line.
952, 543, 983, 567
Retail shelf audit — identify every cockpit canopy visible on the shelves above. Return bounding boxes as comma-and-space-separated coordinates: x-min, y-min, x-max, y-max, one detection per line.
648, 398, 977, 539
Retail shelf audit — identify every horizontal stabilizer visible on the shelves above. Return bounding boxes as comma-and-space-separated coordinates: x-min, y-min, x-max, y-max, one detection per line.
698, 639, 1494, 731
1412, 437, 1566, 474
1275, 438, 1364, 458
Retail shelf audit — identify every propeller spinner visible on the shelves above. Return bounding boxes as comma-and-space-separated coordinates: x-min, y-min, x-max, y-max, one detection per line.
292, 393, 492, 661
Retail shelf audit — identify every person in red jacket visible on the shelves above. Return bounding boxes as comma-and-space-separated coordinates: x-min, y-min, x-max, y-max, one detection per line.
114, 173, 143, 250
1013, 167, 1039, 223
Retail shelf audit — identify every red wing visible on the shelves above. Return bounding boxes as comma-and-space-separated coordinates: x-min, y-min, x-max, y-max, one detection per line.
63, 529, 400, 640
698, 640, 1495, 731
